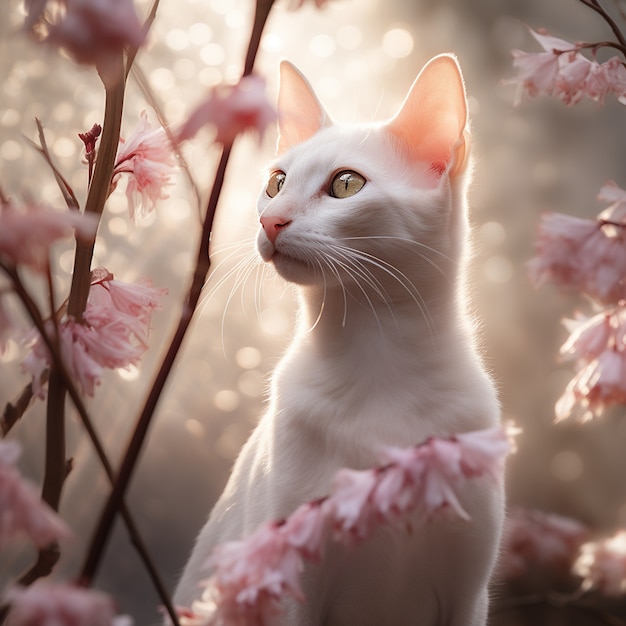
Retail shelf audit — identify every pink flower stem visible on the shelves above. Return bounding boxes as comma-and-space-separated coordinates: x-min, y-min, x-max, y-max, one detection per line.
78, 0, 277, 592
1, 263, 181, 626
579, 0, 626, 50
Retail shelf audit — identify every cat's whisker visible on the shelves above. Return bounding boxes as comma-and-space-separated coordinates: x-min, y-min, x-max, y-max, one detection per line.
340, 235, 454, 281
318, 254, 349, 328
320, 251, 385, 333
330, 243, 436, 344
306, 257, 328, 332
324, 245, 399, 329
215, 252, 262, 355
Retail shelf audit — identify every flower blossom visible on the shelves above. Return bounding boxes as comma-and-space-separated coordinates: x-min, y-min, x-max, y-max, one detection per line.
113, 111, 177, 221
22, 268, 167, 397
574, 530, 626, 596
3, 582, 132, 626
0, 439, 69, 549
555, 346, 626, 421
500, 508, 588, 581
509, 27, 626, 106
0, 203, 97, 272
180, 426, 514, 625
527, 183, 626, 304
177, 75, 277, 145
31, 0, 145, 86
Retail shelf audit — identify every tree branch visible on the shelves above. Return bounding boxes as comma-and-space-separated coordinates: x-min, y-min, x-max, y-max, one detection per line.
78, 0, 277, 591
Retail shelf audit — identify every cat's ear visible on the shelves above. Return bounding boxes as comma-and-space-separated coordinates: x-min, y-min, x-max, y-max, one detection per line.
276, 61, 331, 154
386, 54, 470, 178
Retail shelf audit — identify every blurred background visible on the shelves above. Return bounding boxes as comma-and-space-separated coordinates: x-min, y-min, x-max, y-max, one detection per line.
2, 0, 626, 623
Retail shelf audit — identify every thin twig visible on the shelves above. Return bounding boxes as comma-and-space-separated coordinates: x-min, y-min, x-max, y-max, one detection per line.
78, 0, 277, 590
0, 263, 180, 626
24, 119, 80, 211
1, 372, 50, 436
579, 0, 626, 49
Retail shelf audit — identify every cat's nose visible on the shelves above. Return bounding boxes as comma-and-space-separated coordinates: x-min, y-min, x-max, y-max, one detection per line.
260, 215, 292, 244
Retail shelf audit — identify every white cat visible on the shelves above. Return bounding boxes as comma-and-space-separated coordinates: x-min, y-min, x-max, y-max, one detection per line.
174, 55, 503, 625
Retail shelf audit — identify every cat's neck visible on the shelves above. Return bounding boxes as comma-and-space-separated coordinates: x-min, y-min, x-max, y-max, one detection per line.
296, 282, 462, 361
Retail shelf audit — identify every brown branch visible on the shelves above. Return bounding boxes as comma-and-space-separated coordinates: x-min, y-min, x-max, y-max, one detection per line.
1, 371, 50, 436
78, 0, 277, 590
579, 0, 626, 49
1, 263, 180, 626
25, 119, 80, 211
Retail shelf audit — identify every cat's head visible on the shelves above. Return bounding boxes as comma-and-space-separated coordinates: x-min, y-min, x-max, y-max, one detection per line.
256, 55, 471, 303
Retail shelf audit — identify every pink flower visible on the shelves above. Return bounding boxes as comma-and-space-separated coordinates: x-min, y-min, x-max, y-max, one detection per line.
553, 52, 592, 105
555, 347, 626, 421
177, 75, 277, 145
574, 530, 626, 595
0, 440, 70, 549
508, 27, 626, 107
560, 311, 614, 362
22, 269, 166, 397
527, 203, 626, 304
0, 203, 97, 272
191, 427, 513, 624
501, 508, 588, 581
3, 582, 132, 626
200, 522, 304, 624
44, 0, 145, 86
509, 29, 573, 105
113, 111, 177, 221
584, 59, 614, 104
605, 57, 626, 104
282, 501, 328, 561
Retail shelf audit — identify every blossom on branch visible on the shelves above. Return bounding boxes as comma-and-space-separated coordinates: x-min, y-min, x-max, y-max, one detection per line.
0, 439, 69, 549
177, 75, 277, 145
0, 203, 97, 273
527, 183, 626, 304
3, 582, 132, 626
180, 426, 514, 626
28, 0, 145, 86
500, 507, 588, 580
508, 27, 626, 106
574, 530, 626, 596
113, 111, 177, 222
22, 268, 167, 397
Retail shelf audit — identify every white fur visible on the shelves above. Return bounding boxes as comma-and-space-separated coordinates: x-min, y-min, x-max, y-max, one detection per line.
174, 57, 503, 625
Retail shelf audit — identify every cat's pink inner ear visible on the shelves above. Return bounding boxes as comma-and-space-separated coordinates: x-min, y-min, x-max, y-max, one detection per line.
277, 61, 331, 154
386, 54, 469, 178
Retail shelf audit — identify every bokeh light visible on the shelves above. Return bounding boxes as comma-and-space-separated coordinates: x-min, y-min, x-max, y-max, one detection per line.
2, 0, 626, 623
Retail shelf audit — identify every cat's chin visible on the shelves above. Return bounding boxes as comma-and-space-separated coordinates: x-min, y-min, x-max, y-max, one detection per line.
267, 252, 319, 286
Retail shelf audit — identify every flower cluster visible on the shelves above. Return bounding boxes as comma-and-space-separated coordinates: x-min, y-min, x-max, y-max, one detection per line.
180, 426, 513, 626
177, 75, 277, 146
528, 183, 626, 420
3, 582, 132, 626
556, 304, 626, 421
500, 507, 588, 580
509, 28, 626, 106
113, 112, 177, 222
0, 439, 69, 549
528, 183, 626, 304
22, 268, 167, 397
574, 531, 626, 596
0, 203, 97, 273
26, 0, 145, 86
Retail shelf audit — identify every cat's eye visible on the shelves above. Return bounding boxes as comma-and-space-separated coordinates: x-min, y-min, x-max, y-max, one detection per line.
330, 170, 366, 199
266, 170, 286, 198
